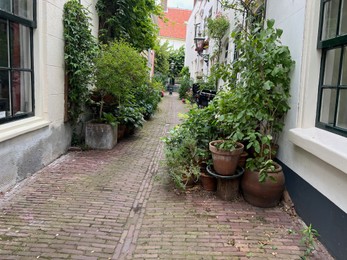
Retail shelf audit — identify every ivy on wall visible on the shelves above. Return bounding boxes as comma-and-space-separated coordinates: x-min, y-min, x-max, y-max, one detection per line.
96, 0, 162, 50
63, 0, 98, 127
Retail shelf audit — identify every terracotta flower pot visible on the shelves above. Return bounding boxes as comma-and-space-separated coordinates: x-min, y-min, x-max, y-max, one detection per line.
209, 140, 244, 176
241, 162, 285, 208
200, 172, 217, 191
117, 124, 126, 140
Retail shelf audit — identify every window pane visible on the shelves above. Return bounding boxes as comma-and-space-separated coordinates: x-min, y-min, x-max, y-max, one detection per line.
323, 48, 341, 85
340, 0, 347, 35
0, 0, 11, 13
0, 20, 8, 67
13, 0, 34, 21
12, 71, 32, 115
321, 0, 340, 40
320, 88, 337, 124
0, 70, 10, 118
11, 23, 31, 69
341, 47, 347, 85
337, 89, 347, 128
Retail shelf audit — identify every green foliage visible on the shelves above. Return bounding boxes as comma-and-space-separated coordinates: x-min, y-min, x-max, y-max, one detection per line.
207, 14, 230, 62
198, 64, 225, 91
154, 41, 170, 76
163, 102, 223, 189
213, 139, 237, 151
94, 40, 149, 118
164, 104, 219, 166
163, 127, 201, 190
133, 82, 161, 119
96, 0, 162, 50
180, 66, 190, 78
102, 112, 117, 127
218, 0, 265, 21
300, 224, 319, 258
63, 0, 98, 126
179, 67, 192, 99
216, 19, 294, 174
115, 105, 144, 129
169, 46, 185, 77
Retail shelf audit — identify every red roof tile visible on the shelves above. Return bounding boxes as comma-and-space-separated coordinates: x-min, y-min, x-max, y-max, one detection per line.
158, 8, 192, 40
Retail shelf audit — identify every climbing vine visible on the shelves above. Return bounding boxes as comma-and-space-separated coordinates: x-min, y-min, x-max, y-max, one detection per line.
63, 0, 98, 127
207, 14, 229, 63
96, 0, 162, 50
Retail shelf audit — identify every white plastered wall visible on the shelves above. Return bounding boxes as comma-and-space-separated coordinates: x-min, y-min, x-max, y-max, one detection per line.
0, 0, 99, 192
266, 0, 347, 214
185, 0, 236, 82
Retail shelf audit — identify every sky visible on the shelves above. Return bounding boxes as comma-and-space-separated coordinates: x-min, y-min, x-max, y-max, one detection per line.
168, 0, 193, 10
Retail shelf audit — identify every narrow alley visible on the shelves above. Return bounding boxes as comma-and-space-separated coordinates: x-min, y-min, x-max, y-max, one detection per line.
0, 94, 332, 259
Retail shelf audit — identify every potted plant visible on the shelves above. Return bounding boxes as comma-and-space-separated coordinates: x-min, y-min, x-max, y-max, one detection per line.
163, 127, 201, 190
115, 104, 144, 138
85, 40, 148, 148
209, 139, 244, 176
227, 19, 294, 207
162, 103, 221, 190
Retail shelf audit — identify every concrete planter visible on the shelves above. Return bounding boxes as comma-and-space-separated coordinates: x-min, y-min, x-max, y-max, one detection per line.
85, 121, 117, 150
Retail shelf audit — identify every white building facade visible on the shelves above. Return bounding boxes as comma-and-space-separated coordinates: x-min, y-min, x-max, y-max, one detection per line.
185, 0, 347, 258
185, 1, 236, 82
0, 1, 99, 191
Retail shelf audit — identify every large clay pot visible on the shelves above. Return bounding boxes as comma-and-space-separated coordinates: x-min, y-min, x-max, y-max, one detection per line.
238, 151, 248, 168
209, 140, 244, 176
241, 162, 285, 208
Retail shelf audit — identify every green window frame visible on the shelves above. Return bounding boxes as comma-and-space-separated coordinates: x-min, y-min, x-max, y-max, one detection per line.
316, 0, 347, 136
0, 0, 36, 124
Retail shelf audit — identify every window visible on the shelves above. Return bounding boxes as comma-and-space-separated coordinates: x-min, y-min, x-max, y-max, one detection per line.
0, 0, 36, 124
317, 0, 347, 136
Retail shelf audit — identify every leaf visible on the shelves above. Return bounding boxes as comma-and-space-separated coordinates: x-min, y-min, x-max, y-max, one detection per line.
263, 81, 272, 90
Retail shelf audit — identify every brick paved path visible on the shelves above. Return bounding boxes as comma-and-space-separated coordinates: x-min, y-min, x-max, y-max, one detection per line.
0, 93, 332, 259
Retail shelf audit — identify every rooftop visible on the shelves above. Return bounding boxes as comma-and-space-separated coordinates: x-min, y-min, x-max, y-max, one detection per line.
158, 8, 192, 40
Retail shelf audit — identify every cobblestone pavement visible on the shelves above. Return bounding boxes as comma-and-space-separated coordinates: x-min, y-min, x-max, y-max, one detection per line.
0, 93, 333, 259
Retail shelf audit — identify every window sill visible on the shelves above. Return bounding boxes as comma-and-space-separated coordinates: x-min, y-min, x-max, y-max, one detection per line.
289, 127, 347, 174
0, 117, 50, 143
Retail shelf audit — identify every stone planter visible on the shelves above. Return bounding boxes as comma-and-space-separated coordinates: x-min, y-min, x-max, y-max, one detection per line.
85, 121, 117, 150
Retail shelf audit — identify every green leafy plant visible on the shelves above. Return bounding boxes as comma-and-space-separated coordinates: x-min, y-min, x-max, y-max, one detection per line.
168, 46, 185, 78
102, 112, 117, 127
207, 14, 230, 62
213, 139, 237, 151
63, 0, 98, 128
179, 67, 192, 100
214, 19, 294, 177
300, 224, 320, 257
115, 105, 144, 129
94, 40, 149, 120
153, 41, 171, 79
133, 83, 161, 120
96, 0, 163, 50
163, 127, 201, 190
